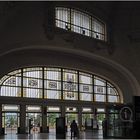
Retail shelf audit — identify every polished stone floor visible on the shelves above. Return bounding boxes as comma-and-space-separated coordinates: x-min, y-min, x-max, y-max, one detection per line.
0, 130, 104, 139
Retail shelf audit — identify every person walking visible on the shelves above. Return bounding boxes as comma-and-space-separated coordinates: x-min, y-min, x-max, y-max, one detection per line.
102, 118, 107, 138
70, 120, 78, 139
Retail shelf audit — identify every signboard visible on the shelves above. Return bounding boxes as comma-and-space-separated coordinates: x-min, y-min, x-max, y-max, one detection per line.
119, 106, 133, 122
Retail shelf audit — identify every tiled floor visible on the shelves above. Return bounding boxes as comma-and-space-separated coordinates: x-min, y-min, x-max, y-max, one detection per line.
0, 130, 103, 139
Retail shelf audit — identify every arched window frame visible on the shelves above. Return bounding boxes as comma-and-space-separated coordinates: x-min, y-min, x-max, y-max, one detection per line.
0, 67, 122, 103
55, 7, 107, 41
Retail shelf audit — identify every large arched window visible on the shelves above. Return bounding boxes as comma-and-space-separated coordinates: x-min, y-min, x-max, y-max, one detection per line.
55, 7, 106, 41
0, 67, 122, 103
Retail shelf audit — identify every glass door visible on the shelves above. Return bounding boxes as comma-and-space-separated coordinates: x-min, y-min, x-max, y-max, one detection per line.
46, 106, 61, 133
4, 113, 19, 134
26, 113, 42, 134
82, 114, 93, 130
66, 113, 78, 127
96, 108, 106, 130
47, 113, 61, 133
2, 104, 20, 135
82, 107, 93, 130
96, 114, 105, 130
26, 105, 42, 134
65, 107, 78, 133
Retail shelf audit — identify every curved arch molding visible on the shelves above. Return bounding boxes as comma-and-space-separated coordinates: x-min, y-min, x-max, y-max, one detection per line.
0, 45, 139, 103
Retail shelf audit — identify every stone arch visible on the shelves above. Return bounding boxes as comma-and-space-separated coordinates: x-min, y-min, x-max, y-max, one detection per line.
0, 45, 139, 103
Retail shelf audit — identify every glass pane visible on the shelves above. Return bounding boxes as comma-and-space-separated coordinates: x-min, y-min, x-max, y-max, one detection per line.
80, 93, 93, 101
72, 9, 81, 34
23, 78, 42, 88
80, 84, 93, 93
3, 76, 21, 86
82, 114, 93, 129
44, 70, 61, 80
94, 77, 106, 86
55, 7, 69, 29
108, 87, 118, 95
63, 70, 77, 82
63, 82, 78, 92
72, 9, 90, 36
94, 86, 106, 94
23, 70, 42, 79
44, 90, 61, 99
23, 88, 42, 98
94, 94, 106, 102
0, 86, 21, 97
44, 80, 61, 90
63, 92, 78, 100
108, 95, 118, 103
96, 114, 105, 129
79, 73, 92, 84
92, 19, 105, 40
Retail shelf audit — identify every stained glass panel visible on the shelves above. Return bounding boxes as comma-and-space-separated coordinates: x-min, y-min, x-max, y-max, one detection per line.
23, 88, 42, 98
94, 94, 106, 102
63, 91, 78, 100
0, 86, 21, 97
44, 90, 61, 99
80, 93, 93, 101
94, 86, 106, 94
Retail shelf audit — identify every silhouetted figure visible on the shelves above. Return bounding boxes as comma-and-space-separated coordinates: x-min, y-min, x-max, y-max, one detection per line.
102, 118, 107, 138
70, 120, 78, 139
29, 119, 33, 134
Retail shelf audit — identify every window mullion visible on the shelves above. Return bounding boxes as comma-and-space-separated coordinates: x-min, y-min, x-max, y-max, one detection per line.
93, 75, 95, 102
70, 8, 73, 31
21, 68, 23, 98
106, 81, 108, 103
42, 67, 44, 99
78, 71, 80, 101
91, 16, 92, 37
61, 68, 63, 100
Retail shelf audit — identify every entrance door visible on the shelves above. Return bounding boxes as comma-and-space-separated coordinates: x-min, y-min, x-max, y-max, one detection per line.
82, 114, 93, 130
2, 104, 20, 135
26, 113, 42, 134
47, 113, 61, 133
66, 113, 78, 132
96, 113, 105, 130
4, 113, 18, 134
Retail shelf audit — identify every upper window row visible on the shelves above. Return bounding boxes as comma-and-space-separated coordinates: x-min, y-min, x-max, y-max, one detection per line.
55, 7, 106, 41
